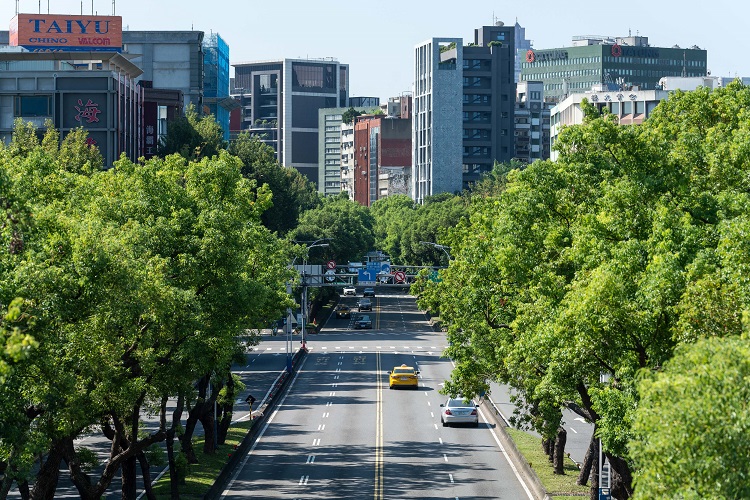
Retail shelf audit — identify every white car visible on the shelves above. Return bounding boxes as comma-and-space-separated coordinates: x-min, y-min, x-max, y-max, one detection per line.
440, 397, 479, 427
342, 286, 356, 296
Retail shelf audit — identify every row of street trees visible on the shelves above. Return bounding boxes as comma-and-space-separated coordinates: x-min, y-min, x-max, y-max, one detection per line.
413, 82, 750, 499
0, 118, 325, 498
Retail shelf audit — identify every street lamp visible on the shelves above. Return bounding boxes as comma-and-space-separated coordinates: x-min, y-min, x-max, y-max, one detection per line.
286, 239, 330, 373
420, 241, 452, 263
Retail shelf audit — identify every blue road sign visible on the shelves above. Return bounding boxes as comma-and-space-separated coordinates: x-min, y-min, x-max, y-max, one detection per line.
380, 263, 391, 274
358, 269, 377, 283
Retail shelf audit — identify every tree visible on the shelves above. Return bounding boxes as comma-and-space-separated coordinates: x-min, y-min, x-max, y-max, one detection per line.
0, 116, 293, 498
341, 107, 363, 124
228, 132, 319, 235
157, 104, 227, 161
289, 193, 375, 265
420, 82, 750, 499
631, 336, 750, 499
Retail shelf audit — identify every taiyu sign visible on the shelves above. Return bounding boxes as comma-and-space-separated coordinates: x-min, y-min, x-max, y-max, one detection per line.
9, 14, 122, 52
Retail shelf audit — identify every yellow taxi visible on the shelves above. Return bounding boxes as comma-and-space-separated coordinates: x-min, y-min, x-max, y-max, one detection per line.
335, 304, 351, 318
388, 364, 420, 390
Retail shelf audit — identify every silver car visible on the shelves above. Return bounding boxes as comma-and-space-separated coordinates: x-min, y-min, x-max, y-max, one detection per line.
440, 398, 479, 427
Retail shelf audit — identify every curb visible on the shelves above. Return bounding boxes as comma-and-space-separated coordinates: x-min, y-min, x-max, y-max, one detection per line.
204, 347, 308, 500
481, 399, 551, 500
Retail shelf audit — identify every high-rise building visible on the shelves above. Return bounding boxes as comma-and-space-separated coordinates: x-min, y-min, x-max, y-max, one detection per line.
413, 38, 464, 204
202, 33, 233, 141
521, 34, 708, 103
514, 81, 551, 163
413, 23, 517, 202
462, 23, 516, 186
317, 106, 368, 196
513, 20, 533, 83
232, 58, 349, 185
352, 113, 412, 206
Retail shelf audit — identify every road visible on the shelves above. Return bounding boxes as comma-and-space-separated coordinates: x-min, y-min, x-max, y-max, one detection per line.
220, 290, 535, 499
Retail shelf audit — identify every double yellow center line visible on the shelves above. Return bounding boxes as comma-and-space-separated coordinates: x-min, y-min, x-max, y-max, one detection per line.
374, 350, 384, 499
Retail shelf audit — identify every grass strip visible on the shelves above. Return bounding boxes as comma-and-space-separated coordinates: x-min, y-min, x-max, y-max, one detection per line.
505, 427, 590, 498
151, 419, 254, 499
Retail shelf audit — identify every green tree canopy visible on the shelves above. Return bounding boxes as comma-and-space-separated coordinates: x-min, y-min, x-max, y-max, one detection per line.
228, 132, 319, 235
631, 336, 750, 500
289, 194, 374, 265
419, 82, 750, 497
157, 104, 227, 161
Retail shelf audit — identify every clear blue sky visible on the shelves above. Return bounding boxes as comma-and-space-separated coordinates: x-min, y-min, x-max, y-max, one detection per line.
3, 0, 748, 99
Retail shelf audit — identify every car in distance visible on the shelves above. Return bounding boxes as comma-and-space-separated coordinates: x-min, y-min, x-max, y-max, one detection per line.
342, 286, 356, 296
354, 314, 372, 329
440, 397, 479, 427
388, 364, 420, 389
363, 287, 375, 297
357, 298, 372, 311
335, 304, 351, 318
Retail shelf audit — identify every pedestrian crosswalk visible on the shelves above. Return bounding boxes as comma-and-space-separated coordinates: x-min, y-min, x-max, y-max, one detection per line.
255, 345, 447, 352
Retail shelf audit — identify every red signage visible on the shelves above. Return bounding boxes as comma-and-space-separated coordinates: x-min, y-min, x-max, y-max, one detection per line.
10, 14, 122, 52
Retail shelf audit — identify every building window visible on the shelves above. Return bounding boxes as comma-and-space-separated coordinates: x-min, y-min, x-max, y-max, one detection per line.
14, 95, 52, 117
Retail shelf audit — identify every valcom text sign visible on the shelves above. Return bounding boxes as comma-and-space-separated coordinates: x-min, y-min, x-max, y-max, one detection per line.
10, 14, 122, 52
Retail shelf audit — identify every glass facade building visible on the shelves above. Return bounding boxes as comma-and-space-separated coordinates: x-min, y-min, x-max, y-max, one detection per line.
521, 35, 708, 103
203, 33, 231, 140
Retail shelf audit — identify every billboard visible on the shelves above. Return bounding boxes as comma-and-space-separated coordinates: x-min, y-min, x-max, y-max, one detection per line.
10, 14, 122, 52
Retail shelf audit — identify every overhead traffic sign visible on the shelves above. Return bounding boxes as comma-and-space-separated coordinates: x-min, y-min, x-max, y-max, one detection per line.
394, 271, 406, 283
358, 269, 377, 285
326, 260, 336, 270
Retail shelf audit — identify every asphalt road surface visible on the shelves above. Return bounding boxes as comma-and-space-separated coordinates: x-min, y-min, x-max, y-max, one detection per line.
220, 289, 535, 499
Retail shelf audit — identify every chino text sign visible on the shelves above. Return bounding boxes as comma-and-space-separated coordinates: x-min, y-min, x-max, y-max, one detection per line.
10, 14, 122, 52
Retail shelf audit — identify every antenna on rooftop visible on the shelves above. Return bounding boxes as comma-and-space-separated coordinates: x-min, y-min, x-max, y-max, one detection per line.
113, 0, 116, 15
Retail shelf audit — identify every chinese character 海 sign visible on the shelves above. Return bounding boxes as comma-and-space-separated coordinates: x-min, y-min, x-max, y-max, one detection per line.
74, 99, 101, 123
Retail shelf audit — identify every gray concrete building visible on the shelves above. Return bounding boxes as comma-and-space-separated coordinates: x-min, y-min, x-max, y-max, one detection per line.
413, 38, 464, 203
515, 80, 551, 163
232, 58, 349, 186
317, 106, 368, 196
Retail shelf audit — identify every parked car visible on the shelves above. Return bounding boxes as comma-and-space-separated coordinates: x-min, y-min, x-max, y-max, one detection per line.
363, 287, 375, 297
354, 315, 372, 329
440, 397, 479, 427
343, 286, 356, 296
357, 298, 372, 311
335, 304, 351, 318
388, 364, 420, 389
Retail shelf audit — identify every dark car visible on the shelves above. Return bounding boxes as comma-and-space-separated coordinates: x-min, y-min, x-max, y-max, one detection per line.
363, 287, 375, 297
357, 298, 372, 311
354, 315, 372, 329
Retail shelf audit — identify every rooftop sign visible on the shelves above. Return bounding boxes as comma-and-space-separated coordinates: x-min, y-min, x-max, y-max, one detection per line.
10, 14, 122, 52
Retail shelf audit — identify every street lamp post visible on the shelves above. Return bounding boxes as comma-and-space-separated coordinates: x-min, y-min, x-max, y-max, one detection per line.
285, 239, 329, 373
419, 241, 452, 262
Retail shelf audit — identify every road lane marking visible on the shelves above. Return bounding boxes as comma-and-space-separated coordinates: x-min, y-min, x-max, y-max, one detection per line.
439, 438, 443, 445
323, 412, 329, 418
478, 407, 535, 499
312, 438, 320, 446
374, 350, 384, 500
431, 412, 434, 418
444, 454, 448, 462
306, 455, 315, 464
318, 425, 325, 431
570, 427, 578, 433
449, 474, 454, 483
434, 424, 438, 429
220, 355, 310, 498
299, 475, 309, 485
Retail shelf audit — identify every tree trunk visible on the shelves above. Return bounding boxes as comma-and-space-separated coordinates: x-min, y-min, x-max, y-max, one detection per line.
577, 433, 598, 486
553, 426, 567, 475
542, 438, 553, 462
200, 412, 217, 455
136, 452, 156, 500
121, 454, 137, 500
29, 440, 65, 500
165, 393, 184, 499
606, 453, 633, 499
217, 375, 236, 445
180, 409, 201, 464
589, 439, 599, 500
17, 480, 30, 500
61, 438, 98, 500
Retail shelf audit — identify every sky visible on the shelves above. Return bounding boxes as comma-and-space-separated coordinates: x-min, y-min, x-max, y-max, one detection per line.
3, 0, 749, 99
